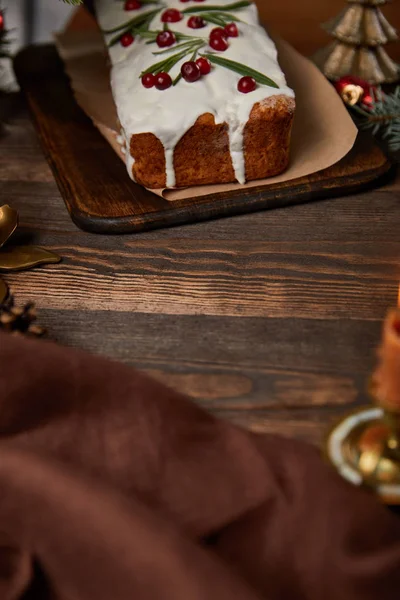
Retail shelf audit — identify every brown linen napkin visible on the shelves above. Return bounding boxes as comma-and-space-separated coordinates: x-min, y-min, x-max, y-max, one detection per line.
0, 331, 399, 599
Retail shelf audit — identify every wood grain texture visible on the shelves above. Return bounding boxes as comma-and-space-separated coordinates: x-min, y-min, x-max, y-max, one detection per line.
13, 45, 393, 234
1, 1, 400, 446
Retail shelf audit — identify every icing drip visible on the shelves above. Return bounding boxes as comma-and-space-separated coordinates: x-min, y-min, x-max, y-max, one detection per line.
95, 0, 294, 187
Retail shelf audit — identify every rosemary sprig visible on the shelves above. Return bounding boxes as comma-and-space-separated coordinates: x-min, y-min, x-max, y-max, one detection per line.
201, 12, 241, 26
202, 53, 279, 88
141, 38, 205, 80
173, 47, 200, 86
141, 48, 191, 75
182, 1, 250, 14
103, 7, 161, 35
140, 30, 195, 44
153, 39, 204, 56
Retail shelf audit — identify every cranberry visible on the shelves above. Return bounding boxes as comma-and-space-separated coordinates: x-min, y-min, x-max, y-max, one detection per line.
142, 73, 156, 88
120, 32, 134, 47
209, 36, 228, 51
161, 9, 182, 23
156, 30, 176, 47
210, 27, 228, 39
187, 16, 206, 29
195, 57, 211, 75
155, 72, 172, 90
180, 0, 190, 2
124, 0, 141, 9
181, 61, 201, 83
238, 76, 256, 93
224, 22, 238, 37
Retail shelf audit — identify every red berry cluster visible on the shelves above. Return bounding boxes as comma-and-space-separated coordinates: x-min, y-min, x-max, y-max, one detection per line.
142, 72, 172, 90
141, 57, 211, 90
181, 57, 211, 82
208, 23, 238, 51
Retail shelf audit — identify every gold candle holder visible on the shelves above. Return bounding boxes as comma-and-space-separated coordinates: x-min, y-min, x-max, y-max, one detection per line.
325, 308, 400, 505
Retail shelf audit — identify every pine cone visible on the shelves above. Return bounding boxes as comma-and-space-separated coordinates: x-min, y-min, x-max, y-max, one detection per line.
0, 296, 46, 338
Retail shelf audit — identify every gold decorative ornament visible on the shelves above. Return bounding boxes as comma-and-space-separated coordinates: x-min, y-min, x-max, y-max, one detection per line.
0, 204, 61, 302
341, 83, 364, 105
326, 307, 400, 504
313, 0, 399, 85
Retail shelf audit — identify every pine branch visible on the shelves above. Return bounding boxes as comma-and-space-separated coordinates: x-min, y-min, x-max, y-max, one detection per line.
350, 87, 400, 153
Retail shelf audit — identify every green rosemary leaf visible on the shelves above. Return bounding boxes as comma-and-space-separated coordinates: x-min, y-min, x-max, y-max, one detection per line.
201, 12, 241, 25
103, 8, 161, 34
173, 73, 182, 86
136, 30, 158, 39
215, 12, 242, 21
183, 1, 250, 14
203, 53, 279, 87
201, 14, 227, 26
141, 48, 190, 75
152, 40, 200, 55
176, 33, 201, 40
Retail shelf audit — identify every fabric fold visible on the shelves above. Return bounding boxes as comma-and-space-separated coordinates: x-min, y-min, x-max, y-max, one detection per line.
0, 332, 399, 599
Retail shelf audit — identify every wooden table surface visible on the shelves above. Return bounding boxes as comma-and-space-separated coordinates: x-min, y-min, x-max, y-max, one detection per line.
1, 2, 399, 446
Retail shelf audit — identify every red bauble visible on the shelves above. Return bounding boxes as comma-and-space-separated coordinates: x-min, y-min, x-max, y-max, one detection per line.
238, 76, 256, 94
142, 73, 156, 88
187, 16, 206, 29
209, 36, 228, 51
334, 75, 376, 108
120, 32, 135, 47
224, 23, 238, 37
0, 12, 4, 32
124, 0, 141, 10
196, 57, 211, 75
161, 9, 182, 23
155, 72, 172, 90
181, 61, 201, 83
156, 30, 176, 47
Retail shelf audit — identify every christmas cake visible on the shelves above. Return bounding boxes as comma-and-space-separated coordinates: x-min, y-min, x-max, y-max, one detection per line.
95, 0, 295, 188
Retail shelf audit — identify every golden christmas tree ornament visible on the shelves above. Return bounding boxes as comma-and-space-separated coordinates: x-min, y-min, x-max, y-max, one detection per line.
314, 0, 399, 85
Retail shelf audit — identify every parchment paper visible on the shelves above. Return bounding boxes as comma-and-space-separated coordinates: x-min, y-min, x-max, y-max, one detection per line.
55, 25, 357, 201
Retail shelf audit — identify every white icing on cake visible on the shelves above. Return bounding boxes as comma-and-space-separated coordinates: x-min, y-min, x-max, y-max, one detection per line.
95, 0, 294, 187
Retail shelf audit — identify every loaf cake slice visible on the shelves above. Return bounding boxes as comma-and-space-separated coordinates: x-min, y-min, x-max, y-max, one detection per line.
95, 0, 295, 188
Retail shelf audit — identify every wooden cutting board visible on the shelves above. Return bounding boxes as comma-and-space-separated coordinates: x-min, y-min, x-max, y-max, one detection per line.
14, 44, 393, 235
